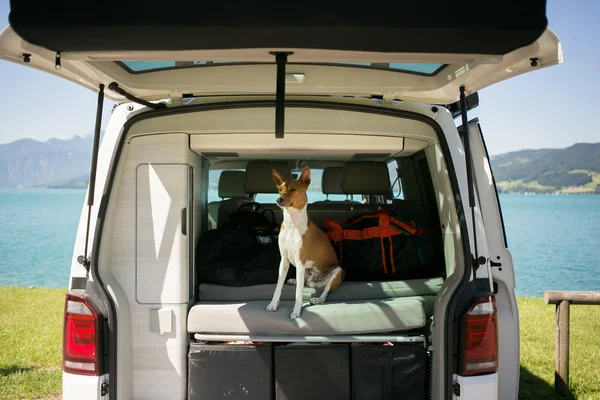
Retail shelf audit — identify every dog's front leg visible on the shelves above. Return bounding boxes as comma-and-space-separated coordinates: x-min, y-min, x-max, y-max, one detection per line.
266, 257, 290, 312
290, 267, 305, 320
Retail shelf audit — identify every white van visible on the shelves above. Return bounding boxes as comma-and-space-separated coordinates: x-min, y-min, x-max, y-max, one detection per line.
1, 2, 561, 399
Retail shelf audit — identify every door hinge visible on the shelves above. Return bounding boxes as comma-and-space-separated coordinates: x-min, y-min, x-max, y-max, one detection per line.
101, 381, 109, 396
169, 90, 183, 105
382, 92, 395, 103
453, 381, 461, 396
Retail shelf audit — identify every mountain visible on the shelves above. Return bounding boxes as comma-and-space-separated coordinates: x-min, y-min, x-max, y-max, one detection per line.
490, 143, 600, 194
0, 135, 94, 188
46, 174, 90, 189
2, 135, 598, 193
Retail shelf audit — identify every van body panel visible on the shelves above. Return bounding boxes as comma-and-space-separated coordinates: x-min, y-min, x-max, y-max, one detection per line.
466, 120, 520, 399
425, 112, 472, 400
98, 131, 202, 399
135, 163, 190, 304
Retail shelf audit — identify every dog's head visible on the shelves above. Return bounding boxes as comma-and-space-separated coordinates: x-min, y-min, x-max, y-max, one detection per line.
272, 166, 311, 210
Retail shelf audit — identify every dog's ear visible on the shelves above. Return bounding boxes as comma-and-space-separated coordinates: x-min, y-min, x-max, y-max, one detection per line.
272, 169, 285, 187
298, 166, 311, 187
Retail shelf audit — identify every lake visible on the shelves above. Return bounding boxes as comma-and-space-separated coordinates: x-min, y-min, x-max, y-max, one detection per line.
0, 189, 598, 296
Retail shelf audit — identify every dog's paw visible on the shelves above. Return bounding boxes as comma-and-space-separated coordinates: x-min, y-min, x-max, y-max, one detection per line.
290, 309, 302, 320
266, 301, 279, 312
309, 297, 323, 305
286, 278, 297, 285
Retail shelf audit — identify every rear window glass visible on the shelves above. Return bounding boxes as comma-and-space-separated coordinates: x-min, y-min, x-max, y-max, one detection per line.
255, 169, 341, 204
118, 61, 445, 76
209, 168, 357, 204
388, 160, 404, 200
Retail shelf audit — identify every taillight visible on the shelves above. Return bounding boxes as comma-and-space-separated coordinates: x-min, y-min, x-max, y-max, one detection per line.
63, 293, 101, 376
460, 295, 498, 376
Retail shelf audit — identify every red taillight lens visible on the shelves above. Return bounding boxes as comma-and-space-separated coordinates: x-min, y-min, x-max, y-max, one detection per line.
63, 293, 101, 376
460, 295, 498, 376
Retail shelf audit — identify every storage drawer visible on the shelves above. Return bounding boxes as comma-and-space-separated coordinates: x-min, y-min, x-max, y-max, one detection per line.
188, 342, 272, 400
275, 344, 350, 400
351, 343, 426, 400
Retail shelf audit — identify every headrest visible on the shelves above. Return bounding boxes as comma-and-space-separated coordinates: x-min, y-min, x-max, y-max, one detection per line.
218, 170, 247, 199
244, 161, 291, 194
341, 161, 391, 195
321, 167, 344, 195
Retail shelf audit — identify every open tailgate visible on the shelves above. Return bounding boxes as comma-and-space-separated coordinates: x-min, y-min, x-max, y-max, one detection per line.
1, 0, 561, 103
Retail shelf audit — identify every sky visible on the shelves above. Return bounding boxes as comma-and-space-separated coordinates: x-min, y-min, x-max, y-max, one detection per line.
0, 1, 598, 155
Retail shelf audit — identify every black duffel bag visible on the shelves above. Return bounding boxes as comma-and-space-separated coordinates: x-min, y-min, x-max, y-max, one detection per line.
197, 203, 283, 286
324, 209, 443, 281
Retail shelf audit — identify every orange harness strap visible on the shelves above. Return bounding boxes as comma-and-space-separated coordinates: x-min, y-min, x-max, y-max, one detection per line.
324, 210, 430, 275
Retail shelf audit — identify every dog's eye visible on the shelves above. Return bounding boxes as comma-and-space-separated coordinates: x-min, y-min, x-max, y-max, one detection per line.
289, 188, 296, 193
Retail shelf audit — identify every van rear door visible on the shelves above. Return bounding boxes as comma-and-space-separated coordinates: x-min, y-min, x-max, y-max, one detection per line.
0, 1, 561, 104
463, 119, 520, 400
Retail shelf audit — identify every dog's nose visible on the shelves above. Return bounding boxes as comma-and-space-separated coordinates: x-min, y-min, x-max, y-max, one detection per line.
276, 197, 284, 206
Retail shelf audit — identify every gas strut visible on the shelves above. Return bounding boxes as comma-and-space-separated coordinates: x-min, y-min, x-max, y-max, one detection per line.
77, 84, 105, 274
271, 52, 293, 139
108, 82, 167, 109
459, 86, 483, 273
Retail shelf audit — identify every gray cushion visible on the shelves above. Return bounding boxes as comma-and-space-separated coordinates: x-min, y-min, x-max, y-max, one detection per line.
245, 161, 291, 194
218, 170, 247, 199
321, 167, 344, 195
198, 277, 443, 302
187, 297, 426, 334
342, 161, 390, 195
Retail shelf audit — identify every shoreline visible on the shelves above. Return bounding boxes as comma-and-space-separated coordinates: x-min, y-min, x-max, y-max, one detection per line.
2, 186, 599, 195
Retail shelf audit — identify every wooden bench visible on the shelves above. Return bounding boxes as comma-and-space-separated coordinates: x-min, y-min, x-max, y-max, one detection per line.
544, 291, 600, 396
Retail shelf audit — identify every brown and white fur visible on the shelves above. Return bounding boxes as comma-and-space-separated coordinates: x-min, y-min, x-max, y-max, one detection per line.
266, 166, 344, 320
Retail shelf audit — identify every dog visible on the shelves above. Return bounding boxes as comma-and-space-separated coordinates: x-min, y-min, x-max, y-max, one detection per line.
266, 166, 344, 320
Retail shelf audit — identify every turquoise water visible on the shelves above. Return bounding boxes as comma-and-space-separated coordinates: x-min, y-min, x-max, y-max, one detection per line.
1, 189, 598, 296
0, 189, 86, 289
499, 194, 600, 296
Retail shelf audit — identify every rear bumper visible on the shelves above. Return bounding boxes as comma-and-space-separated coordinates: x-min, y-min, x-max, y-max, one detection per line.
63, 372, 107, 400
453, 373, 498, 400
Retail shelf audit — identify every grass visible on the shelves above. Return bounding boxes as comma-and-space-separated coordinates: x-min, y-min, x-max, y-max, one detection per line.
1, 288, 599, 399
518, 297, 600, 400
0, 287, 66, 400
583, 172, 600, 191
496, 179, 556, 193
497, 170, 600, 194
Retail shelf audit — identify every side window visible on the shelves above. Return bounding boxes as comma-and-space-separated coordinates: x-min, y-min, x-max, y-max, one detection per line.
305, 169, 327, 202
388, 160, 404, 200
303, 169, 348, 203
254, 193, 280, 203
208, 170, 224, 203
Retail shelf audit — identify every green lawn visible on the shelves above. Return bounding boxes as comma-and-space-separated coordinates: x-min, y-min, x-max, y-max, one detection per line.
0, 288, 599, 399
0, 287, 66, 400
518, 297, 600, 400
